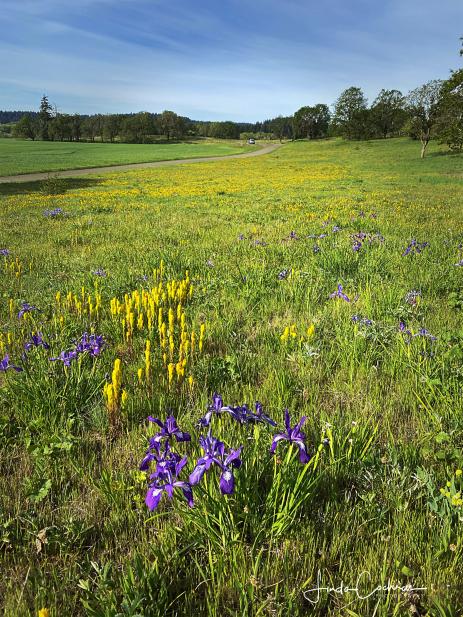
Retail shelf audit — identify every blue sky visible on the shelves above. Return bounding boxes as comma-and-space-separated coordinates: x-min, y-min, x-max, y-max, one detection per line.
1, 0, 462, 121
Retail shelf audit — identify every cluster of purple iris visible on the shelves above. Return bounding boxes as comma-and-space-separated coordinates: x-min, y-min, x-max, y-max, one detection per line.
44, 208, 65, 218
198, 393, 277, 428
402, 239, 429, 256
351, 231, 384, 252
0, 332, 50, 373
399, 323, 437, 343
330, 284, 351, 302
51, 332, 106, 366
351, 315, 373, 327
141, 394, 312, 512
0, 248, 10, 257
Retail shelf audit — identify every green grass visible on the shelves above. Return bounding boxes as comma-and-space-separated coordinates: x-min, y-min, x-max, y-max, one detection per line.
1, 137, 463, 616
0, 138, 253, 176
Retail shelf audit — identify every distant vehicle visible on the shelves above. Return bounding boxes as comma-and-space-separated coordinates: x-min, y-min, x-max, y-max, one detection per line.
248, 138, 255, 144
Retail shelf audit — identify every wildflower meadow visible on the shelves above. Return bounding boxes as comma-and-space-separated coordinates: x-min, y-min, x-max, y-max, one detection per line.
1, 137, 463, 616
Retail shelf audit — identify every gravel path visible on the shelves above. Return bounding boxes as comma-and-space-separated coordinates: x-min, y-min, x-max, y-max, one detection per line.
0, 143, 282, 184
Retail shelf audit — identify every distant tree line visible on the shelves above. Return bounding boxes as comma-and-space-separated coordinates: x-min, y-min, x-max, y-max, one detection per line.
5, 39, 463, 157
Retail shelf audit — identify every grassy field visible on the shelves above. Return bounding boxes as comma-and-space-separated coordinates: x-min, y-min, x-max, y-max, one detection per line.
1, 137, 463, 616
0, 138, 253, 176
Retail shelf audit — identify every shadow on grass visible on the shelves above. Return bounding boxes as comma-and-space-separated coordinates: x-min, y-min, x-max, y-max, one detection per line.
0, 177, 104, 197
427, 148, 463, 158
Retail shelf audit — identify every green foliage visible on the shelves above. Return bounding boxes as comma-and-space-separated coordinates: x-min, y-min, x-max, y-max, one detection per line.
293, 104, 330, 139
332, 86, 369, 139
406, 80, 444, 157
370, 89, 407, 138
436, 69, 463, 152
12, 114, 39, 141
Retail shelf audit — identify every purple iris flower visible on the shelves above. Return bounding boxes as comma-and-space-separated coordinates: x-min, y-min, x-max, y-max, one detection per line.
330, 284, 351, 302
227, 401, 276, 426
250, 401, 277, 426
44, 208, 64, 217
92, 269, 107, 277
454, 260, 463, 267
24, 332, 50, 351
414, 328, 437, 341
351, 315, 372, 326
278, 269, 289, 280
399, 322, 413, 343
289, 231, 298, 240
140, 440, 181, 474
313, 245, 320, 254
50, 333, 105, 366
18, 302, 38, 319
145, 456, 194, 511
0, 354, 23, 372
402, 239, 429, 256
332, 226, 341, 233
74, 333, 106, 357
351, 231, 384, 252
189, 433, 242, 495
198, 393, 231, 427
238, 234, 245, 241
270, 410, 311, 464
0, 248, 9, 256
50, 350, 78, 366
147, 414, 191, 444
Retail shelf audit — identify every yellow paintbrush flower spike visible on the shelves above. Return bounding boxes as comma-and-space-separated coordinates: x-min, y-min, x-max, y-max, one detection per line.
168, 307, 175, 334
145, 340, 151, 381
38, 609, 50, 617
169, 335, 175, 357
199, 323, 205, 352
137, 367, 143, 384
121, 389, 128, 409
167, 362, 175, 384
306, 323, 315, 339
190, 331, 196, 354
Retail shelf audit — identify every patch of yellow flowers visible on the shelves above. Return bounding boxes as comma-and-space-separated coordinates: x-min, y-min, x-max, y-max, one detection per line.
103, 358, 128, 428
54, 285, 102, 322
3, 256, 29, 278
440, 469, 463, 507
280, 323, 315, 346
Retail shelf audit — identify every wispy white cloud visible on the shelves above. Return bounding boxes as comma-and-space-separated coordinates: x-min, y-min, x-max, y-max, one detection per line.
1, 0, 462, 119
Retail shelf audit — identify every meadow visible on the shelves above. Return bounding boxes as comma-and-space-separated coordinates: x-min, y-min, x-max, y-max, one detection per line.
0, 139, 252, 177
1, 137, 463, 616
